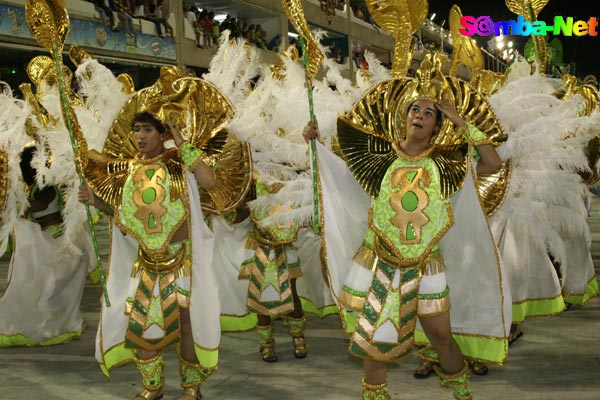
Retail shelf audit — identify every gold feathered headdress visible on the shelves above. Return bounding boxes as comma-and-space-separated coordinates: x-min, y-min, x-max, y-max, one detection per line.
336, 53, 509, 215
81, 67, 252, 214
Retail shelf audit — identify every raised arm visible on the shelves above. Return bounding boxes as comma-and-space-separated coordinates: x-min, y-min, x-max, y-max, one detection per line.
167, 120, 216, 190
437, 100, 503, 175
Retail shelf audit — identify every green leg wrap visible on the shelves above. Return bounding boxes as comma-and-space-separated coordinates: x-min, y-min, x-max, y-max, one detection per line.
257, 323, 277, 361
177, 346, 214, 388
434, 361, 473, 400
284, 315, 306, 338
257, 322, 275, 346
285, 315, 307, 358
361, 378, 391, 400
134, 352, 165, 391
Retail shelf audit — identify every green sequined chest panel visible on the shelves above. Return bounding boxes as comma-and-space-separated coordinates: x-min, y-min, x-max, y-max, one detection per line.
370, 156, 452, 263
117, 161, 186, 252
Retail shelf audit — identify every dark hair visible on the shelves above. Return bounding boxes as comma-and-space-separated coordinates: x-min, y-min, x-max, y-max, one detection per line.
406, 98, 445, 125
132, 111, 166, 135
19, 146, 37, 187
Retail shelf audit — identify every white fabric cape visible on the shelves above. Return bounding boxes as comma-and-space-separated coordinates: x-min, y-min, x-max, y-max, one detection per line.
0, 219, 93, 346
95, 172, 221, 375
317, 142, 511, 363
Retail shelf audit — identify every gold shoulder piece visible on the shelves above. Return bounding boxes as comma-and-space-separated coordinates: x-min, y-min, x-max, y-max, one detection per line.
83, 149, 131, 209
477, 161, 512, 216
0, 148, 7, 214
200, 131, 253, 214
337, 114, 397, 198
430, 149, 467, 200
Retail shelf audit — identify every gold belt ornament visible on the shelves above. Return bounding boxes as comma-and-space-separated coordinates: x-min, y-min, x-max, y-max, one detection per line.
132, 245, 186, 277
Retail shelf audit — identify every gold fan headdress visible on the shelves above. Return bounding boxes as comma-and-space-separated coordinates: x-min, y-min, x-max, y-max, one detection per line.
336, 53, 510, 215
81, 67, 252, 214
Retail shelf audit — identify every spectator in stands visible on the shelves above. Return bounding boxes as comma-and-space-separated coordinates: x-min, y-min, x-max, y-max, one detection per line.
267, 33, 281, 52
142, 0, 164, 38
246, 24, 256, 45
185, 5, 201, 47
212, 18, 220, 47
113, 0, 137, 43
229, 17, 239, 38
255, 25, 267, 49
156, 0, 176, 42
201, 11, 212, 48
219, 15, 232, 33
91, 0, 117, 30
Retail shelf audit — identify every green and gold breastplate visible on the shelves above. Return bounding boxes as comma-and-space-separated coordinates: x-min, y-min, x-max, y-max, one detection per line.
116, 157, 187, 254
369, 153, 453, 266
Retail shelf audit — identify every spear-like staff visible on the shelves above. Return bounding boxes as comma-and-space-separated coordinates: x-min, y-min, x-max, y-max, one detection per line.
282, 0, 325, 234
25, 0, 110, 306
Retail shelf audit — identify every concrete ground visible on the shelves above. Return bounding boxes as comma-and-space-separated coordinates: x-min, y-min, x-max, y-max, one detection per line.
1, 200, 600, 400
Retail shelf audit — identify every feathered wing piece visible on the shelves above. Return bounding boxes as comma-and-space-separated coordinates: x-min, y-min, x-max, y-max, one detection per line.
0, 83, 33, 256
488, 58, 600, 313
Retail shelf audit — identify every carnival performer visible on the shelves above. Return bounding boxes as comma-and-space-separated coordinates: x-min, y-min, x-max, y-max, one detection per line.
0, 75, 95, 347
238, 175, 309, 362
78, 110, 220, 400
0, 145, 93, 347
306, 97, 502, 399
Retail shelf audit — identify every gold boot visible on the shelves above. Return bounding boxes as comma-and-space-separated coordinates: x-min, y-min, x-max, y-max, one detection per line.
285, 315, 307, 359
177, 346, 214, 400
257, 322, 278, 362
134, 353, 165, 400
434, 360, 473, 400
361, 378, 391, 400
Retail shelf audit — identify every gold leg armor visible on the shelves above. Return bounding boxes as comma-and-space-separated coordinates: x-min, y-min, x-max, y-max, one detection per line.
257, 322, 278, 362
134, 353, 164, 400
284, 315, 307, 359
434, 360, 473, 400
361, 378, 391, 400
177, 345, 213, 399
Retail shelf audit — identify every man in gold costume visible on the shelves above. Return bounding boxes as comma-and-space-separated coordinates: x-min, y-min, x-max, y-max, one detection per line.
79, 111, 220, 400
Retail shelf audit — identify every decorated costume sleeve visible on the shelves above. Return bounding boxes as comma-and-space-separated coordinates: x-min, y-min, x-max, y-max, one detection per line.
457, 123, 493, 146
178, 142, 205, 171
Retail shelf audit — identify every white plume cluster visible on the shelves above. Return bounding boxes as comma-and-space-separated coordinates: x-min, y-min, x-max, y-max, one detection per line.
0, 83, 31, 255
489, 60, 600, 270
204, 32, 382, 229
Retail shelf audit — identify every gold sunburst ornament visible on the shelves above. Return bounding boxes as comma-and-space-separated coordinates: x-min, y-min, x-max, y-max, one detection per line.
25, 0, 109, 305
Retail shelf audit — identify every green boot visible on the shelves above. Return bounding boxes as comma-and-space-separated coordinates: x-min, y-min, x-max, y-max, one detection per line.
177, 346, 214, 400
134, 352, 165, 400
434, 360, 473, 400
285, 315, 307, 358
257, 322, 277, 362
361, 378, 391, 400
